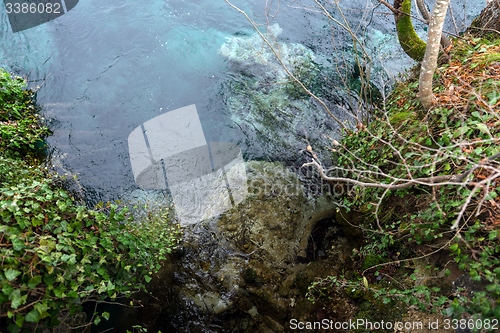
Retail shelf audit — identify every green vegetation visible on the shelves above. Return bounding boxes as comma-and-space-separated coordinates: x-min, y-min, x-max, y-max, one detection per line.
0, 70, 50, 161
284, 54, 324, 100
0, 69, 181, 332
309, 36, 500, 327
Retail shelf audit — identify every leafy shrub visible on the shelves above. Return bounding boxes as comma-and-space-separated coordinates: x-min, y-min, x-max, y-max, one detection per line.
0, 70, 182, 332
0, 70, 50, 159
314, 37, 500, 324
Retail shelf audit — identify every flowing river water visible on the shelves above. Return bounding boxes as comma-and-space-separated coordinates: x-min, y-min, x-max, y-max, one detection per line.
0, 0, 483, 332
0, 0, 480, 202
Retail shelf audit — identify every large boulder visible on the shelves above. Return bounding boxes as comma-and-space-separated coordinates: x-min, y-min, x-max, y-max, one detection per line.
467, 1, 500, 37
121, 161, 355, 332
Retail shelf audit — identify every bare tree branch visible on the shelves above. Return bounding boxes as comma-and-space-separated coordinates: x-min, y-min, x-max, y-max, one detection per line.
377, 0, 398, 14
302, 159, 469, 190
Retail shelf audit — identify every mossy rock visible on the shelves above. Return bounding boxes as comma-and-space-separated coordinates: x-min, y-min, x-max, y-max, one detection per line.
362, 254, 386, 271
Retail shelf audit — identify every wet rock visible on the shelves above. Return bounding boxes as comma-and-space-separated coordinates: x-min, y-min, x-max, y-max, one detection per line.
136, 160, 357, 332
467, 1, 500, 37
218, 161, 338, 265
218, 23, 347, 164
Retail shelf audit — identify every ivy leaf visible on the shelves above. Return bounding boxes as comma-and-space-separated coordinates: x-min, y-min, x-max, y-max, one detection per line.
102, 311, 110, 321
25, 309, 40, 323
34, 302, 49, 315
97, 281, 107, 294
2, 284, 14, 296
487, 91, 499, 105
53, 285, 66, 298
3, 190, 15, 196
14, 313, 24, 328
9, 289, 27, 309
97, 266, 107, 277
11, 237, 25, 251
4, 269, 21, 282
28, 276, 42, 289
56, 199, 67, 211
44, 274, 56, 288
61, 253, 77, 264
106, 281, 115, 292
475, 123, 491, 136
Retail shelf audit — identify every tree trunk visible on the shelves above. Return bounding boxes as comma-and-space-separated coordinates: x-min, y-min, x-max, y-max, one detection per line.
415, 0, 451, 49
467, 0, 500, 37
418, 0, 451, 111
393, 0, 427, 61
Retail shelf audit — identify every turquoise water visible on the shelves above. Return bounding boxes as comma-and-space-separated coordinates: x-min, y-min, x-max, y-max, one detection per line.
0, 0, 482, 202
2, 0, 252, 201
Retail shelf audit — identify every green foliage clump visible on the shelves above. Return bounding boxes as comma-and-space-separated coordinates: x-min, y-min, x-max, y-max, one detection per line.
307, 275, 401, 332
284, 54, 324, 100
0, 70, 182, 332
0, 70, 50, 160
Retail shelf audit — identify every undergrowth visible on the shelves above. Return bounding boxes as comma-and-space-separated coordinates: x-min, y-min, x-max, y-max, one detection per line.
0, 70, 50, 162
308, 35, 500, 330
0, 69, 182, 332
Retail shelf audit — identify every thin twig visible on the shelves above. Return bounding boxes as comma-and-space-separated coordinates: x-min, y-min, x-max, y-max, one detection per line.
224, 0, 348, 131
